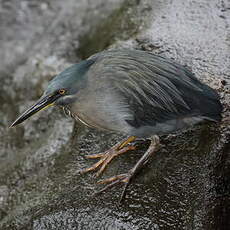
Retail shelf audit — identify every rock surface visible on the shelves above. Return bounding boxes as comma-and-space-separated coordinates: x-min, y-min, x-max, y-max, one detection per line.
0, 0, 229, 229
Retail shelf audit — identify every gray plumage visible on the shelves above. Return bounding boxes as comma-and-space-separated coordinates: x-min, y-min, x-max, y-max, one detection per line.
11, 49, 223, 137
51, 49, 222, 137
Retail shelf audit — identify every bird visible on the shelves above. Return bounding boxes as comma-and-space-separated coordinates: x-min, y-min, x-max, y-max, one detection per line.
10, 49, 223, 202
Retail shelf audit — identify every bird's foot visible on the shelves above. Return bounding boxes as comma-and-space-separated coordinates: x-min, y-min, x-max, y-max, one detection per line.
94, 135, 160, 203
80, 136, 136, 177
95, 171, 134, 204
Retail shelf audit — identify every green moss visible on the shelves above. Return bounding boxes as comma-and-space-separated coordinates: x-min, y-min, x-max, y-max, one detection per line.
77, 0, 143, 59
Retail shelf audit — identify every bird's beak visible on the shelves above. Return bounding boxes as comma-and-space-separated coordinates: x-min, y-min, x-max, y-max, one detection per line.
10, 93, 60, 127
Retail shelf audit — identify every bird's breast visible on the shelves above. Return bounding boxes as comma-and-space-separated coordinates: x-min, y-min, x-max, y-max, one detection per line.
66, 95, 132, 134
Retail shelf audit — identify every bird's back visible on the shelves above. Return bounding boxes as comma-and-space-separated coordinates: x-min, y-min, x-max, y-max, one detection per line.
78, 49, 222, 137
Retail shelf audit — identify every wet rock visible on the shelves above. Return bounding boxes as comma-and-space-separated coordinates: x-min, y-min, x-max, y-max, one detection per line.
0, 186, 9, 220
0, 0, 229, 229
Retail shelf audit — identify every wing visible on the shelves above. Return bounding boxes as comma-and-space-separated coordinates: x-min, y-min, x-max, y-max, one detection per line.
87, 49, 222, 129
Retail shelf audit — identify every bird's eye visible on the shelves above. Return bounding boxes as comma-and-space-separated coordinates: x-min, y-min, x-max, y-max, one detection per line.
59, 89, 66, 95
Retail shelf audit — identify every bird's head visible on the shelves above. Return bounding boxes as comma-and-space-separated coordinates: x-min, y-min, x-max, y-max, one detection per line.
10, 59, 95, 127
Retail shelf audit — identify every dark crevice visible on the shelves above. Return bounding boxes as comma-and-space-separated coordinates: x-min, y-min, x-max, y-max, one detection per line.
77, 0, 145, 59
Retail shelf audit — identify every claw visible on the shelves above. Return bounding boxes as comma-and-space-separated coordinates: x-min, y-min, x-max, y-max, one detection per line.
94, 172, 132, 204
97, 174, 127, 184
93, 135, 160, 203
81, 157, 106, 174
80, 138, 136, 177
85, 153, 106, 159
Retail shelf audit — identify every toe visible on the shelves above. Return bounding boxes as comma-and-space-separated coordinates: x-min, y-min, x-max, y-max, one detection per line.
97, 174, 126, 184
85, 152, 107, 159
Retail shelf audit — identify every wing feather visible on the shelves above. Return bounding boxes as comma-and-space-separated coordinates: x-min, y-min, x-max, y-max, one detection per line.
87, 50, 221, 128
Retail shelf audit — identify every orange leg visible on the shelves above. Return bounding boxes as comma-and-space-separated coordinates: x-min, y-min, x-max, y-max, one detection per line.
95, 135, 160, 203
81, 136, 136, 177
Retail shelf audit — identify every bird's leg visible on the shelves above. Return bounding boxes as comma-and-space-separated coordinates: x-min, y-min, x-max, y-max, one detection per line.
81, 136, 136, 177
95, 135, 160, 203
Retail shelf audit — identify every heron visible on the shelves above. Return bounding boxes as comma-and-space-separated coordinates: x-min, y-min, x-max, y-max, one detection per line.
10, 49, 223, 202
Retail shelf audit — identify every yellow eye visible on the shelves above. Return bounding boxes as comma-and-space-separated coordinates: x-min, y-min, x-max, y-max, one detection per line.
59, 89, 66, 95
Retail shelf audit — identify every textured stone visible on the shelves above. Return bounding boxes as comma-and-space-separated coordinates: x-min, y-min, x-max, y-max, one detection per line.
0, 0, 229, 229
